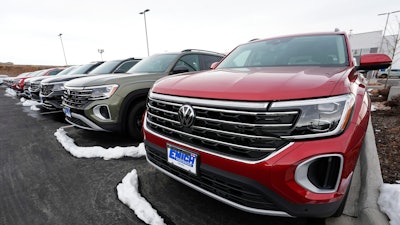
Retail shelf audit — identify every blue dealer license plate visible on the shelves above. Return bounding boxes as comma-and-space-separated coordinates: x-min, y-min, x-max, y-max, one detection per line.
63, 107, 71, 117
167, 145, 198, 175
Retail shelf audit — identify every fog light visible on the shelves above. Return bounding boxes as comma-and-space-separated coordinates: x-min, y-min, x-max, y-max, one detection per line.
93, 105, 111, 120
295, 154, 343, 193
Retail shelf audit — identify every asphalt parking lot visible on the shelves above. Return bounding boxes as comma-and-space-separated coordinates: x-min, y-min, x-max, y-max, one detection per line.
0, 86, 326, 225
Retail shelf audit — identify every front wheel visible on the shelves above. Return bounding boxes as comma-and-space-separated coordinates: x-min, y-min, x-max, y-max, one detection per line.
127, 101, 146, 141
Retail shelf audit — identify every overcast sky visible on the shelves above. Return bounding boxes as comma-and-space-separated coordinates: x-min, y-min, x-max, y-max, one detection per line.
1, 0, 399, 66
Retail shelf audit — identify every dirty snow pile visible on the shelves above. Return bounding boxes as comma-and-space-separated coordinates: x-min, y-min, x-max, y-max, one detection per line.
117, 169, 166, 225
20, 97, 41, 111
378, 183, 400, 225
54, 127, 146, 160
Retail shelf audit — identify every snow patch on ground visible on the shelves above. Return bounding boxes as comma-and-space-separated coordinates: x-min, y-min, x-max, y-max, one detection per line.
116, 169, 166, 225
378, 183, 400, 225
54, 127, 146, 160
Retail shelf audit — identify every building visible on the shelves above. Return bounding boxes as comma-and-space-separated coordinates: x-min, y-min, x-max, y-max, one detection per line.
349, 30, 400, 70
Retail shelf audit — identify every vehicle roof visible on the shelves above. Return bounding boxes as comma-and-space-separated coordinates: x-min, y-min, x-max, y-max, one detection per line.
249, 31, 346, 44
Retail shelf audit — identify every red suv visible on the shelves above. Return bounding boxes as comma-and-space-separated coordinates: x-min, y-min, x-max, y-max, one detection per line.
143, 32, 391, 217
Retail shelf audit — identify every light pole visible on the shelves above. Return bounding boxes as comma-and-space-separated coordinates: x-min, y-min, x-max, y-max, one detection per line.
378, 10, 400, 53
58, 33, 68, 65
139, 9, 150, 56
98, 49, 104, 61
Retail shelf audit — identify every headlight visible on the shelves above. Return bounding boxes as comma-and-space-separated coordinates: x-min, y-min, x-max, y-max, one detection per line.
88, 84, 118, 100
52, 82, 66, 91
270, 94, 354, 139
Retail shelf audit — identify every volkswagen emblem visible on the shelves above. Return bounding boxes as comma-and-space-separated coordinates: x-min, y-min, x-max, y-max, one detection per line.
178, 105, 195, 127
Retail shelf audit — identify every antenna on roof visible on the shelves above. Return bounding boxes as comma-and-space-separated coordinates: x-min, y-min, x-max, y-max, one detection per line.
334, 28, 340, 32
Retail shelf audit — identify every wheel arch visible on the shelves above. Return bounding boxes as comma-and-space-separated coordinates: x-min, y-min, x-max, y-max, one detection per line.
119, 88, 150, 133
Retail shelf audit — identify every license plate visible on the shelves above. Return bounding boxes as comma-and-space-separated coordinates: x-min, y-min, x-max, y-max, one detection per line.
167, 145, 198, 175
63, 107, 71, 117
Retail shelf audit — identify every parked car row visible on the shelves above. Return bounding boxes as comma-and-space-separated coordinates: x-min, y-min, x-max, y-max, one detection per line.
3, 57, 141, 105
62, 49, 224, 140
40, 58, 141, 111
1, 32, 393, 219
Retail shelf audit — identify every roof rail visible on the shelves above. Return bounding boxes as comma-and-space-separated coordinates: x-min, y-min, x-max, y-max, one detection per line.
181, 49, 224, 55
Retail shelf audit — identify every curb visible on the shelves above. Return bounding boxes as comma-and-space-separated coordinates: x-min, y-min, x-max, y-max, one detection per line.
358, 119, 389, 225
326, 117, 389, 225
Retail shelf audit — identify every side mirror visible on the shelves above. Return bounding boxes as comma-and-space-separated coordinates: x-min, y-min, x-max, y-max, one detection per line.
210, 62, 220, 69
171, 66, 189, 74
356, 53, 392, 71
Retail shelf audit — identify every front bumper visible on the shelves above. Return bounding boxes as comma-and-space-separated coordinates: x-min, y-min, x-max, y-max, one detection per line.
143, 112, 367, 217
62, 96, 123, 133
40, 91, 64, 110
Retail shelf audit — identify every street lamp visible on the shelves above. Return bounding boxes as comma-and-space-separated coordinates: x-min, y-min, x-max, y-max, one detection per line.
378, 10, 400, 53
98, 49, 104, 61
139, 9, 150, 56
58, 33, 68, 65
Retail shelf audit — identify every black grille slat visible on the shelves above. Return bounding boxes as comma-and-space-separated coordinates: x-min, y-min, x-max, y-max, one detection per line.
146, 94, 298, 161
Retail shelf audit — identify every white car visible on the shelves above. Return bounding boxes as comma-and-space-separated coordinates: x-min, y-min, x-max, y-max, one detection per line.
378, 68, 400, 78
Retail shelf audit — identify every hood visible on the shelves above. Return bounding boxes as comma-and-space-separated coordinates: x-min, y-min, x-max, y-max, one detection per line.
26, 75, 53, 83
64, 74, 120, 87
41, 74, 88, 84
64, 72, 166, 87
152, 67, 353, 101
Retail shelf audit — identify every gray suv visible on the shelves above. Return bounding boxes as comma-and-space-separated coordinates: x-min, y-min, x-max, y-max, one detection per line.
62, 49, 224, 140
40, 58, 140, 111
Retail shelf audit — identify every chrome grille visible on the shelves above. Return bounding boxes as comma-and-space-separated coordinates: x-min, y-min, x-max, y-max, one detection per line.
63, 88, 92, 108
29, 82, 40, 92
40, 84, 53, 96
146, 93, 299, 161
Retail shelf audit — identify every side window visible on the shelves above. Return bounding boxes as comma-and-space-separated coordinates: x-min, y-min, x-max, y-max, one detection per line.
49, 69, 63, 75
200, 55, 223, 70
174, 54, 200, 72
114, 60, 135, 73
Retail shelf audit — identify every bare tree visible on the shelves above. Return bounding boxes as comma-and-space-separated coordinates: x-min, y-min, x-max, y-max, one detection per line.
383, 23, 400, 88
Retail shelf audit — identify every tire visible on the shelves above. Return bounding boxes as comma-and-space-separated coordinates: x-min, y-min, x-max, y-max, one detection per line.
127, 100, 146, 141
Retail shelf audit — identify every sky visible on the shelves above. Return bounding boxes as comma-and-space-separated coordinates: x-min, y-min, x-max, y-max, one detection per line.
1, 0, 400, 66
3, 87, 400, 225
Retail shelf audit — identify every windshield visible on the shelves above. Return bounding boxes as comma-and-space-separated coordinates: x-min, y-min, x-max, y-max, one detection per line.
71, 63, 101, 74
217, 34, 349, 68
88, 60, 121, 74
127, 54, 178, 73
57, 66, 79, 75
